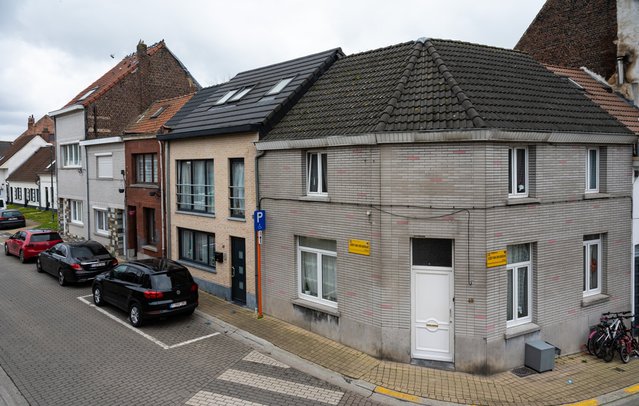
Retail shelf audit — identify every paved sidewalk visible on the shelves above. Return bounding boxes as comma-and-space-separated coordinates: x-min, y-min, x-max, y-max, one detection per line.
197, 291, 639, 406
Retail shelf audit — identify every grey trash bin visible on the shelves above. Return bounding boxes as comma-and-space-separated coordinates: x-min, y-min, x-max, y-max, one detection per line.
525, 340, 555, 372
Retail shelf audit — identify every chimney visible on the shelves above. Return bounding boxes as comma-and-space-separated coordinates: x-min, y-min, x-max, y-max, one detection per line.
136, 40, 151, 111
27, 115, 35, 132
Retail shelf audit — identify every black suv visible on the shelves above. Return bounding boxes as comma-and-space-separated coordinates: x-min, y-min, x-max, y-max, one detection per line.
92, 258, 198, 327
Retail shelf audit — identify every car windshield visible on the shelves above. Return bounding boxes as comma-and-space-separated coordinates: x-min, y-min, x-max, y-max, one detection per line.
30, 232, 62, 242
71, 245, 110, 259
2, 210, 21, 217
150, 271, 191, 290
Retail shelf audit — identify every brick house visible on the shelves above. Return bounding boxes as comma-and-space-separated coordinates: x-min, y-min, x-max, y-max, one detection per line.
49, 40, 199, 253
122, 93, 195, 259
158, 49, 342, 308
255, 38, 636, 374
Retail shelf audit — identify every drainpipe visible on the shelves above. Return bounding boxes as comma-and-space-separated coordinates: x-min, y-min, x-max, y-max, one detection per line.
254, 148, 266, 316
158, 139, 166, 257
85, 145, 91, 239
165, 140, 171, 258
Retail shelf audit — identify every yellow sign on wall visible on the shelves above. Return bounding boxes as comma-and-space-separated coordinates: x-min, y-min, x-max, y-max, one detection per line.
486, 250, 507, 268
349, 239, 370, 256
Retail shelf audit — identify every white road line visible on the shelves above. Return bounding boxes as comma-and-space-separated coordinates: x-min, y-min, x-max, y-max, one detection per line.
77, 295, 219, 350
243, 351, 290, 368
185, 391, 266, 406
217, 369, 344, 405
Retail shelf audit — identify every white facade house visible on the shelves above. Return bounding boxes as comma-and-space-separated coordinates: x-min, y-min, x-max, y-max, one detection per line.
0, 135, 49, 202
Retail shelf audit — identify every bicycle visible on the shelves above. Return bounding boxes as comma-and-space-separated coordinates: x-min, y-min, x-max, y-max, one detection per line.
587, 311, 630, 362
616, 316, 639, 363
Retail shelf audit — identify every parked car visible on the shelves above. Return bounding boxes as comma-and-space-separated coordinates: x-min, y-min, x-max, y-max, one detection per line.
0, 209, 26, 229
4, 229, 63, 263
92, 258, 199, 327
37, 240, 118, 286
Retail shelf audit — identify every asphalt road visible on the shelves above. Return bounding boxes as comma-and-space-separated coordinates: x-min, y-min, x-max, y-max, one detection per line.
0, 247, 381, 406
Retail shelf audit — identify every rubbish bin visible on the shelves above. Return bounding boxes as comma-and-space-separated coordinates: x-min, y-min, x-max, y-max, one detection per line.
525, 340, 555, 372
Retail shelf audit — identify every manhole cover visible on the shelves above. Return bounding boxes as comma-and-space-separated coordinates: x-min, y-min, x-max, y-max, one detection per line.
511, 366, 536, 377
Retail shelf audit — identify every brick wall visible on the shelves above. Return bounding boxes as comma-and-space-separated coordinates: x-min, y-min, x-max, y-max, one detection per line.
259, 139, 633, 373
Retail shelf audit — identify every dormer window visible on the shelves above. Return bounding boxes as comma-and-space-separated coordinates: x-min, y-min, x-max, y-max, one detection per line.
215, 90, 238, 105
229, 86, 253, 102
78, 87, 98, 101
266, 77, 294, 95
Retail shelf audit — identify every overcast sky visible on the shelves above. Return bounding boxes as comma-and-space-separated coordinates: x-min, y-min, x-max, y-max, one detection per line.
0, 0, 546, 142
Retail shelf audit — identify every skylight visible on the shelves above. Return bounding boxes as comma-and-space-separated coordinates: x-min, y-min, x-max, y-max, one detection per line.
266, 77, 294, 95
229, 86, 253, 102
150, 106, 166, 118
215, 90, 238, 105
78, 87, 98, 101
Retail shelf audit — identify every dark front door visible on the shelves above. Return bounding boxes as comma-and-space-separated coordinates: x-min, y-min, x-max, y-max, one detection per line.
231, 237, 246, 304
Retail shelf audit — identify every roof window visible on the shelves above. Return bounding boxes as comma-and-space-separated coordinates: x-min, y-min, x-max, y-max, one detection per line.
266, 77, 294, 95
150, 106, 166, 118
229, 86, 253, 102
78, 87, 98, 101
215, 90, 238, 105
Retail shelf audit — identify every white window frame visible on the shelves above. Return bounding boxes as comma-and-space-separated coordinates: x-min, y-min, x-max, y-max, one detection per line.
96, 153, 113, 179
70, 200, 83, 224
62, 143, 81, 168
506, 244, 532, 328
266, 77, 295, 95
306, 152, 328, 196
583, 235, 602, 297
586, 147, 599, 193
508, 147, 528, 198
94, 208, 108, 235
297, 237, 337, 308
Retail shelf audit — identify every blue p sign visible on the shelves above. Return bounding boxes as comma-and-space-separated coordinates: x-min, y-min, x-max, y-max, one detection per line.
254, 210, 266, 231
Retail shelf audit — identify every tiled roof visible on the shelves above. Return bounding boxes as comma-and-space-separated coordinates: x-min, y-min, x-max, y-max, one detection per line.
159, 48, 343, 140
0, 142, 11, 158
546, 65, 639, 134
0, 134, 37, 167
0, 115, 54, 166
63, 41, 166, 108
264, 39, 632, 141
6, 146, 55, 182
124, 93, 195, 135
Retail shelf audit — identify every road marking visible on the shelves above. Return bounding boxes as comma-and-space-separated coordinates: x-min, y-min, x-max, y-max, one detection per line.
243, 351, 290, 368
625, 383, 639, 394
374, 386, 421, 403
186, 391, 266, 406
217, 369, 344, 405
77, 295, 219, 349
564, 400, 598, 406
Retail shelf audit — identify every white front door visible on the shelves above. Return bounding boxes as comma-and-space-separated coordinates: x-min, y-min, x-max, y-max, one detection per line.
411, 238, 454, 362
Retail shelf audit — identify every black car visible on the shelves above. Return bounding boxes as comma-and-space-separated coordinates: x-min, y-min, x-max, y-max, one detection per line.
0, 209, 26, 229
92, 258, 198, 327
37, 241, 118, 286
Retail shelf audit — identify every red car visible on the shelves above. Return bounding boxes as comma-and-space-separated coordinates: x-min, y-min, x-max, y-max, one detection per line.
4, 229, 63, 263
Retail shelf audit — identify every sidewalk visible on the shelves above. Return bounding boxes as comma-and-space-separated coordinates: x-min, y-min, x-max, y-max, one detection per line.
197, 291, 639, 406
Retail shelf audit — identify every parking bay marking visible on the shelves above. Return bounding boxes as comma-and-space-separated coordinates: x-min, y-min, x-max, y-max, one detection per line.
77, 295, 219, 349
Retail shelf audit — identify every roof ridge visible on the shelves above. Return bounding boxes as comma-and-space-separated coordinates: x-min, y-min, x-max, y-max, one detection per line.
374, 41, 423, 132
424, 39, 486, 128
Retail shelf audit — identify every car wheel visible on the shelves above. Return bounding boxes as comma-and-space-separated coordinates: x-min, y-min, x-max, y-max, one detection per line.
19, 250, 25, 263
93, 286, 104, 307
58, 269, 66, 286
3, 243, 9, 256
36, 258, 43, 273
129, 303, 143, 327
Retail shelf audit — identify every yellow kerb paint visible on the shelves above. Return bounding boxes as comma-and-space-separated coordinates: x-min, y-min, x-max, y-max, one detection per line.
374, 386, 420, 403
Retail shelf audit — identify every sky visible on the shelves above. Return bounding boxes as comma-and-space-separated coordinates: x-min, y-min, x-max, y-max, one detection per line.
0, 0, 546, 142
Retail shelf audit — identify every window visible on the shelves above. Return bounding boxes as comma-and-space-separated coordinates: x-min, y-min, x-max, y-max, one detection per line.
150, 106, 166, 118
508, 147, 528, 197
96, 154, 113, 178
78, 87, 98, 101
586, 148, 599, 193
507, 244, 532, 327
95, 209, 108, 234
584, 234, 602, 296
176, 160, 214, 214
298, 236, 337, 307
62, 143, 81, 167
307, 152, 328, 195
178, 228, 215, 268
135, 154, 158, 184
229, 86, 253, 102
70, 200, 83, 224
144, 208, 157, 244
229, 158, 245, 218
266, 77, 295, 95
215, 90, 238, 105
15, 188, 22, 201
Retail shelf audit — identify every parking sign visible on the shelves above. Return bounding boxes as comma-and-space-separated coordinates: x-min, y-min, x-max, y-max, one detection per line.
254, 210, 266, 231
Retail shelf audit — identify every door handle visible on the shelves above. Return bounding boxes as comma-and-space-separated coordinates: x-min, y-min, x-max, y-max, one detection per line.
231, 266, 235, 277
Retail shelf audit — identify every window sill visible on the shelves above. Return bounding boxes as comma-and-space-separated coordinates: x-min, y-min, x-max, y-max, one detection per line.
584, 193, 610, 200
227, 217, 246, 222
299, 195, 330, 203
506, 197, 540, 206
292, 298, 340, 317
142, 244, 157, 252
175, 210, 215, 218
61, 166, 82, 170
70, 221, 84, 226
504, 323, 540, 340
177, 259, 216, 274
95, 231, 109, 237
582, 293, 609, 307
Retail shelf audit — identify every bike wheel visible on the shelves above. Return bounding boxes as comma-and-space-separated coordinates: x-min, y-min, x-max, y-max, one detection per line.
587, 330, 603, 356
619, 343, 631, 363
603, 344, 615, 362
